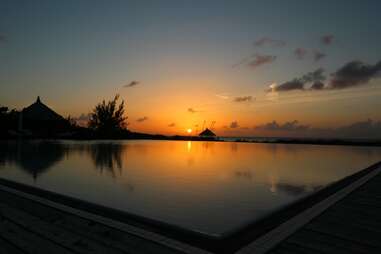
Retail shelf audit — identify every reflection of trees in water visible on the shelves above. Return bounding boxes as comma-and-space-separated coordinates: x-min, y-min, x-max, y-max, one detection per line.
233, 168, 322, 197
0, 141, 66, 180
0, 141, 126, 180
87, 143, 124, 178
235, 170, 252, 179
275, 183, 322, 196
230, 143, 238, 152
0, 141, 135, 193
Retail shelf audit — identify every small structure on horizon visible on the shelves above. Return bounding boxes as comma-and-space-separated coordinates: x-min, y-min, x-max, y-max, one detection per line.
198, 128, 216, 137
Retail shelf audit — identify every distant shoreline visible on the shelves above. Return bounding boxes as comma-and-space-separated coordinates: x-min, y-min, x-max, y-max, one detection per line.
2, 132, 381, 147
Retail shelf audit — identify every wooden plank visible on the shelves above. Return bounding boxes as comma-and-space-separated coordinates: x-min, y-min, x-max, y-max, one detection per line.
287, 228, 378, 254
271, 242, 324, 254
0, 203, 126, 254
311, 212, 381, 234
236, 165, 381, 254
305, 217, 381, 248
271, 170, 381, 254
0, 218, 74, 254
0, 236, 25, 254
0, 190, 184, 254
324, 202, 381, 221
0, 185, 210, 254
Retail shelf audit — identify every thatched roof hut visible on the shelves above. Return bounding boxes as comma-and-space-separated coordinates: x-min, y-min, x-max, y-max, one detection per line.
22, 96, 63, 121
198, 128, 216, 137
20, 96, 68, 134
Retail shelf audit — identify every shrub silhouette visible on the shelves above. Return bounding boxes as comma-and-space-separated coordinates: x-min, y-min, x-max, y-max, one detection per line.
88, 95, 127, 134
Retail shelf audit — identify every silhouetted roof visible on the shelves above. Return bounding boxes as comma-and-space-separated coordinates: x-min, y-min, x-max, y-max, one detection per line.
22, 96, 63, 121
198, 128, 216, 137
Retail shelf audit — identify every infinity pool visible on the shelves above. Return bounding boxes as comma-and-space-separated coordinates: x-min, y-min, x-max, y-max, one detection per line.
1, 140, 380, 237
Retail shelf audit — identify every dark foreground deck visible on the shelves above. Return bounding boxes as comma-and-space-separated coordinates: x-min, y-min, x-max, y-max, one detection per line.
0, 188, 185, 254
269, 166, 381, 254
0, 162, 380, 254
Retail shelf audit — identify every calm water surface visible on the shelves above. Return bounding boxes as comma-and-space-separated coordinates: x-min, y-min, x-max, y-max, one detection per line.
1, 140, 381, 237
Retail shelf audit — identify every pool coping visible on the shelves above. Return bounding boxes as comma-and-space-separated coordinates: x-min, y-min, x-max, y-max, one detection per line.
0, 161, 380, 253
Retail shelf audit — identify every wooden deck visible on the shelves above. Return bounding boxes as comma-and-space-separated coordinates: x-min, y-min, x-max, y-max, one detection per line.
270, 166, 381, 254
0, 188, 186, 254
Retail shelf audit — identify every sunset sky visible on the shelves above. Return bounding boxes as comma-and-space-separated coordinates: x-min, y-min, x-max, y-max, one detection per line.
1, 0, 381, 137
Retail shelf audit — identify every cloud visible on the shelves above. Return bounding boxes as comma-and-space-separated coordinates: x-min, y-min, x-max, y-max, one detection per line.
232, 57, 251, 68
302, 68, 326, 83
310, 81, 325, 90
247, 54, 277, 69
168, 123, 176, 127
294, 48, 308, 60
123, 80, 139, 88
321, 34, 334, 45
253, 119, 381, 138
268, 68, 327, 92
273, 79, 305, 92
187, 108, 199, 113
313, 50, 326, 62
254, 120, 310, 131
136, 116, 148, 122
329, 60, 381, 89
76, 113, 90, 121
254, 37, 286, 47
334, 119, 381, 138
215, 93, 229, 100
71, 113, 91, 127
233, 96, 254, 102
269, 59, 381, 92
230, 121, 239, 128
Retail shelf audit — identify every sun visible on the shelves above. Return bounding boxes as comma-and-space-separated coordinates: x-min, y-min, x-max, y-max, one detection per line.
187, 128, 192, 134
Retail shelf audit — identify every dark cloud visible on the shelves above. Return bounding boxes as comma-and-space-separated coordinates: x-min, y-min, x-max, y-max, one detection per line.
254, 119, 381, 138
187, 108, 200, 113
233, 96, 254, 102
136, 116, 148, 122
254, 120, 309, 131
310, 81, 325, 90
302, 68, 326, 83
313, 50, 326, 62
273, 79, 305, 92
168, 123, 176, 127
270, 68, 327, 92
123, 80, 139, 88
294, 48, 308, 60
254, 37, 286, 47
232, 57, 251, 68
270, 59, 381, 92
321, 34, 334, 45
334, 119, 381, 138
247, 54, 277, 69
329, 60, 381, 89
230, 121, 239, 128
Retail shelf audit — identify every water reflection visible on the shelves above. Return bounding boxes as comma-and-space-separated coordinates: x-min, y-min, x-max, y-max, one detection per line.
0, 141, 66, 180
275, 183, 323, 196
1, 140, 381, 236
88, 143, 124, 178
0, 141, 125, 180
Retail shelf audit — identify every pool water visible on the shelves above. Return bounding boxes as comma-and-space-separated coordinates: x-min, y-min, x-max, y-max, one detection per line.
0, 140, 380, 237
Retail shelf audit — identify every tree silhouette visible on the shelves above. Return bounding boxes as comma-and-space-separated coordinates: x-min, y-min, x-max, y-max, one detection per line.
88, 95, 127, 133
